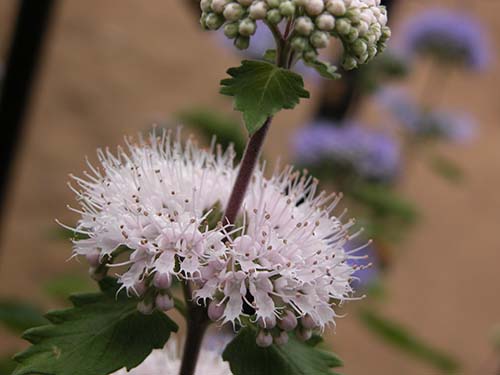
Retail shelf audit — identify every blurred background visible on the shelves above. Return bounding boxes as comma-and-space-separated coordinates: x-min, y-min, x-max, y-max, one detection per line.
0, 0, 499, 374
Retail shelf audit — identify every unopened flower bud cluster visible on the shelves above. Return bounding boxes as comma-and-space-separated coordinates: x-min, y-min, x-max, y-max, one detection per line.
200, 0, 390, 69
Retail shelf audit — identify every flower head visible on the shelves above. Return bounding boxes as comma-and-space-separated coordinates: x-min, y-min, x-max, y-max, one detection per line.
196, 166, 367, 341
377, 88, 476, 143
292, 121, 400, 182
63, 130, 236, 311
64, 128, 365, 345
201, 0, 391, 70
397, 8, 490, 70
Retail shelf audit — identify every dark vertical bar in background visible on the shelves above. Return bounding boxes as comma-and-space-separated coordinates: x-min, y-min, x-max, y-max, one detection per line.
315, 0, 397, 122
0, 0, 56, 237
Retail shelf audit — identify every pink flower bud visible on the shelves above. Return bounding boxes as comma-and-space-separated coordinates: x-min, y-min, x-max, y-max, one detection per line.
153, 272, 172, 290
274, 331, 289, 346
132, 280, 147, 297
256, 330, 273, 348
155, 294, 174, 311
300, 314, 317, 330
85, 250, 101, 267
278, 310, 297, 331
296, 327, 313, 342
208, 300, 225, 321
258, 315, 276, 329
137, 300, 154, 315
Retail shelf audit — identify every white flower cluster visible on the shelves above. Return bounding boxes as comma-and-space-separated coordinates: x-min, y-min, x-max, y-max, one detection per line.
65, 129, 366, 346
200, 0, 390, 70
112, 335, 232, 375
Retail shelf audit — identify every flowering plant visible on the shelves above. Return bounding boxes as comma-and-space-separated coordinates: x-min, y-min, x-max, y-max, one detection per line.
12, 1, 390, 375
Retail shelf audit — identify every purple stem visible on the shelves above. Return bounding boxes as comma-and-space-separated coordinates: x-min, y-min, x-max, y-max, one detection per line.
223, 117, 272, 225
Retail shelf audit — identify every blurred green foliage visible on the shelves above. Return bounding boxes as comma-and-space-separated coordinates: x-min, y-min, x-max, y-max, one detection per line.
349, 183, 418, 223
43, 274, 96, 301
0, 300, 47, 333
429, 154, 464, 183
177, 108, 247, 157
359, 308, 460, 373
358, 51, 410, 93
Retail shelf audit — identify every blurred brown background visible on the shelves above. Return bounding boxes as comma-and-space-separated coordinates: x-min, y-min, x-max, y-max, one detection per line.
0, 1, 499, 374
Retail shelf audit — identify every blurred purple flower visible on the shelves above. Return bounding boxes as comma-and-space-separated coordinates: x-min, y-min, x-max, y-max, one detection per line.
347, 241, 380, 290
293, 121, 400, 182
377, 88, 476, 143
398, 8, 490, 71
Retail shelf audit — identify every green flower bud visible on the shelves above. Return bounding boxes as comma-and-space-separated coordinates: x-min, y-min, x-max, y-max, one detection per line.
279, 1, 296, 17
310, 30, 329, 49
303, 49, 318, 63
266, 0, 280, 8
200, 0, 212, 12
224, 22, 239, 38
335, 18, 351, 35
316, 13, 335, 31
295, 16, 314, 36
357, 52, 368, 64
205, 12, 224, 30
266, 8, 282, 24
249, 1, 268, 19
200, 12, 209, 29
211, 0, 231, 13
381, 26, 391, 41
367, 45, 377, 59
234, 35, 250, 50
238, 18, 256, 36
343, 55, 357, 70
290, 36, 308, 51
345, 27, 359, 42
346, 8, 361, 23
352, 39, 367, 56
326, 0, 346, 16
223, 3, 244, 22
304, 0, 324, 16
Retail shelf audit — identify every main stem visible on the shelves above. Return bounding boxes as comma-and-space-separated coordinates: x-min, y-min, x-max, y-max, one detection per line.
224, 117, 272, 224
224, 22, 288, 225
179, 283, 209, 375
177, 112, 274, 375
177, 24, 288, 375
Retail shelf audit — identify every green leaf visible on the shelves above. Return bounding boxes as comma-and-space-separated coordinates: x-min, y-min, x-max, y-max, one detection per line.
0, 355, 17, 375
177, 108, 247, 157
359, 308, 459, 373
220, 60, 310, 134
304, 59, 341, 80
263, 49, 277, 63
223, 327, 342, 375
428, 154, 464, 183
13, 284, 178, 375
0, 300, 47, 333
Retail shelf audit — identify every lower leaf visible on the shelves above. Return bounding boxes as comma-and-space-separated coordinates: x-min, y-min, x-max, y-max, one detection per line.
13, 285, 178, 375
222, 326, 342, 375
